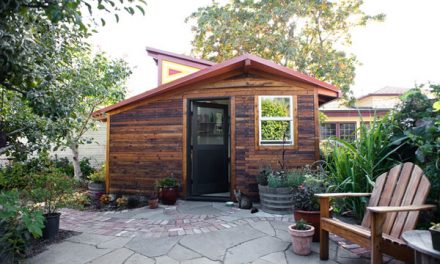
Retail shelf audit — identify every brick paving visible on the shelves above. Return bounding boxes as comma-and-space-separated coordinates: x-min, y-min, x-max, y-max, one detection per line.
60, 205, 293, 238
38, 200, 404, 264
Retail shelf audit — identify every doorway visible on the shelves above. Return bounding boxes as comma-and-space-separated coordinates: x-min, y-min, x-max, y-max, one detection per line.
188, 98, 230, 200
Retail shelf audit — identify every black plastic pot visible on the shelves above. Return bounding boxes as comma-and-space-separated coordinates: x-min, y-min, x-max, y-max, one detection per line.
430, 227, 440, 251
43, 213, 61, 239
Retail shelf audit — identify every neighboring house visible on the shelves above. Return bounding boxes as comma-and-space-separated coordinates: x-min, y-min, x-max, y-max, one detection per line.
93, 48, 340, 200
319, 86, 410, 141
0, 123, 107, 167
50, 123, 107, 167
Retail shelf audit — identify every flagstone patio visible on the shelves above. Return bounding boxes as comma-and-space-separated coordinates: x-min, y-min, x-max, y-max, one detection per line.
26, 200, 401, 264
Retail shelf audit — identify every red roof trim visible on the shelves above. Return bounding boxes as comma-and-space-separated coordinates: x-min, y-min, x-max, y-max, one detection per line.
94, 54, 340, 115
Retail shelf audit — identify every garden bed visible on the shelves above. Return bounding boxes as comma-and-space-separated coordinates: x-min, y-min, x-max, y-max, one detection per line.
25, 230, 81, 259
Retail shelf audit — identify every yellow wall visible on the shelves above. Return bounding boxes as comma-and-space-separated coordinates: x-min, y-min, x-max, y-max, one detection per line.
161, 60, 201, 84
324, 115, 376, 129
356, 95, 401, 108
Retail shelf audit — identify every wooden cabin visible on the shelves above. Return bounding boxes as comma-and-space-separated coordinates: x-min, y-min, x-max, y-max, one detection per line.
93, 48, 340, 201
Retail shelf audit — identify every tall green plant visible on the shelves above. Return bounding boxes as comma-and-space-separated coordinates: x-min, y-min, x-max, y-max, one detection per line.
323, 115, 404, 219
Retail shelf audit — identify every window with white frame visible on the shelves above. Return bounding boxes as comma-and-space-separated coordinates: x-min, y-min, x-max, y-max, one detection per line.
258, 96, 294, 145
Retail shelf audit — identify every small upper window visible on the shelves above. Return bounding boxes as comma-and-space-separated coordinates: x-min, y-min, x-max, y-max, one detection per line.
258, 96, 294, 145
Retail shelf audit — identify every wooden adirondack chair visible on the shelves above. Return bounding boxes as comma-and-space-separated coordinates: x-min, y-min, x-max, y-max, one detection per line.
316, 162, 435, 264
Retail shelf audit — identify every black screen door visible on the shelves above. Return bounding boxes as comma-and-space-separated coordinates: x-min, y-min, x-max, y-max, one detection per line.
191, 102, 229, 196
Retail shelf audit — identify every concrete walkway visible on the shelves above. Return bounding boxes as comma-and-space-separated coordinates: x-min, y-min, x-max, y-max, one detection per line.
27, 200, 387, 264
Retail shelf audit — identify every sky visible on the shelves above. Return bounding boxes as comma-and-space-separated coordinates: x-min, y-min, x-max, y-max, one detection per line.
90, 0, 440, 98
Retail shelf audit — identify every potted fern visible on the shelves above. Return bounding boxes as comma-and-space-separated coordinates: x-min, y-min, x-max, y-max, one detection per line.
288, 219, 315, 256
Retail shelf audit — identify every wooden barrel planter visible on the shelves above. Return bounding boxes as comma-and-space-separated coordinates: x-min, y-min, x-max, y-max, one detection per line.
88, 182, 105, 204
258, 184, 294, 214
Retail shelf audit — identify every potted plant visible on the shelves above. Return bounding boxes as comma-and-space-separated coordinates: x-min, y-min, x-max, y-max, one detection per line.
88, 166, 105, 203
288, 219, 315, 256
292, 169, 331, 242
430, 222, 440, 251
257, 166, 305, 214
158, 176, 179, 205
148, 192, 159, 209
29, 169, 75, 239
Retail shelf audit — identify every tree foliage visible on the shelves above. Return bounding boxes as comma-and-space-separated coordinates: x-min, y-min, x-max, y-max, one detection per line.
393, 85, 440, 205
186, 0, 384, 101
0, 0, 144, 157
55, 51, 131, 179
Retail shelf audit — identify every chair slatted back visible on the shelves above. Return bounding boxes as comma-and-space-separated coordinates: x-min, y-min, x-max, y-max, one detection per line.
361, 162, 430, 239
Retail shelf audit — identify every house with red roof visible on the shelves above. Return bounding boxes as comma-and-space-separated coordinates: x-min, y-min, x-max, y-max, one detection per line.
94, 48, 339, 200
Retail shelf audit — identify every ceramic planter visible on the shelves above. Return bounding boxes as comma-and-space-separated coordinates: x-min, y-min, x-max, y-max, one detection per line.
42, 212, 61, 239
161, 187, 178, 205
258, 184, 294, 214
148, 198, 159, 209
430, 227, 440, 251
288, 224, 315, 256
294, 207, 333, 242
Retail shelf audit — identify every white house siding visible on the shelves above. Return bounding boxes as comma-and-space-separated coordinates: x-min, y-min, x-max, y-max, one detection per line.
50, 123, 107, 168
0, 123, 107, 168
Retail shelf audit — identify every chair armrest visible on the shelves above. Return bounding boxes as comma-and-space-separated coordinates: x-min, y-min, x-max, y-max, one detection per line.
367, 204, 435, 213
315, 193, 371, 198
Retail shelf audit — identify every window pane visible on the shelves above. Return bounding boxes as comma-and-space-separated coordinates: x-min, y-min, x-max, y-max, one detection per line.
320, 123, 336, 139
196, 107, 224, 145
261, 120, 291, 142
261, 97, 291, 118
340, 123, 356, 141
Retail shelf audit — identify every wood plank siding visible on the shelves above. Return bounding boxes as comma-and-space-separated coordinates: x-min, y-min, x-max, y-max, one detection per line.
108, 73, 320, 199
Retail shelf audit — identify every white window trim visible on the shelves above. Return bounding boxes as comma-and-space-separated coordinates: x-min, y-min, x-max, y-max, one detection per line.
258, 95, 294, 146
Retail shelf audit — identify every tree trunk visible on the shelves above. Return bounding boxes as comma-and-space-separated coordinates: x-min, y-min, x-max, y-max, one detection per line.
70, 144, 83, 180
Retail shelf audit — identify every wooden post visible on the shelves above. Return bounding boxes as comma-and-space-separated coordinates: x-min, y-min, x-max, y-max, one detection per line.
371, 212, 386, 264
319, 197, 330, 260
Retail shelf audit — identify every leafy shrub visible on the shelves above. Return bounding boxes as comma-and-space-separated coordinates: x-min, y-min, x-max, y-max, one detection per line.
28, 169, 76, 214
51, 156, 74, 177
61, 191, 90, 209
323, 116, 404, 219
292, 174, 327, 211
0, 190, 44, 262
0, 162, 32, 190
261, 167, 308, 189
392, 85, 440, 208
88, 166, 105, 183
286, 169, 307, 188
267, 171, 287, 188
79, 158, 96, 179
257, 166, 271, 186
158, 177, 179, 188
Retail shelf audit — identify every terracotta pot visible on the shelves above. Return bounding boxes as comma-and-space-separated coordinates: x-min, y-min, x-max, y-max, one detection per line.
148, 198, 159, 209
294, 207, 333, 242
161, 187, 178, 205
288, 224, 315, 256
